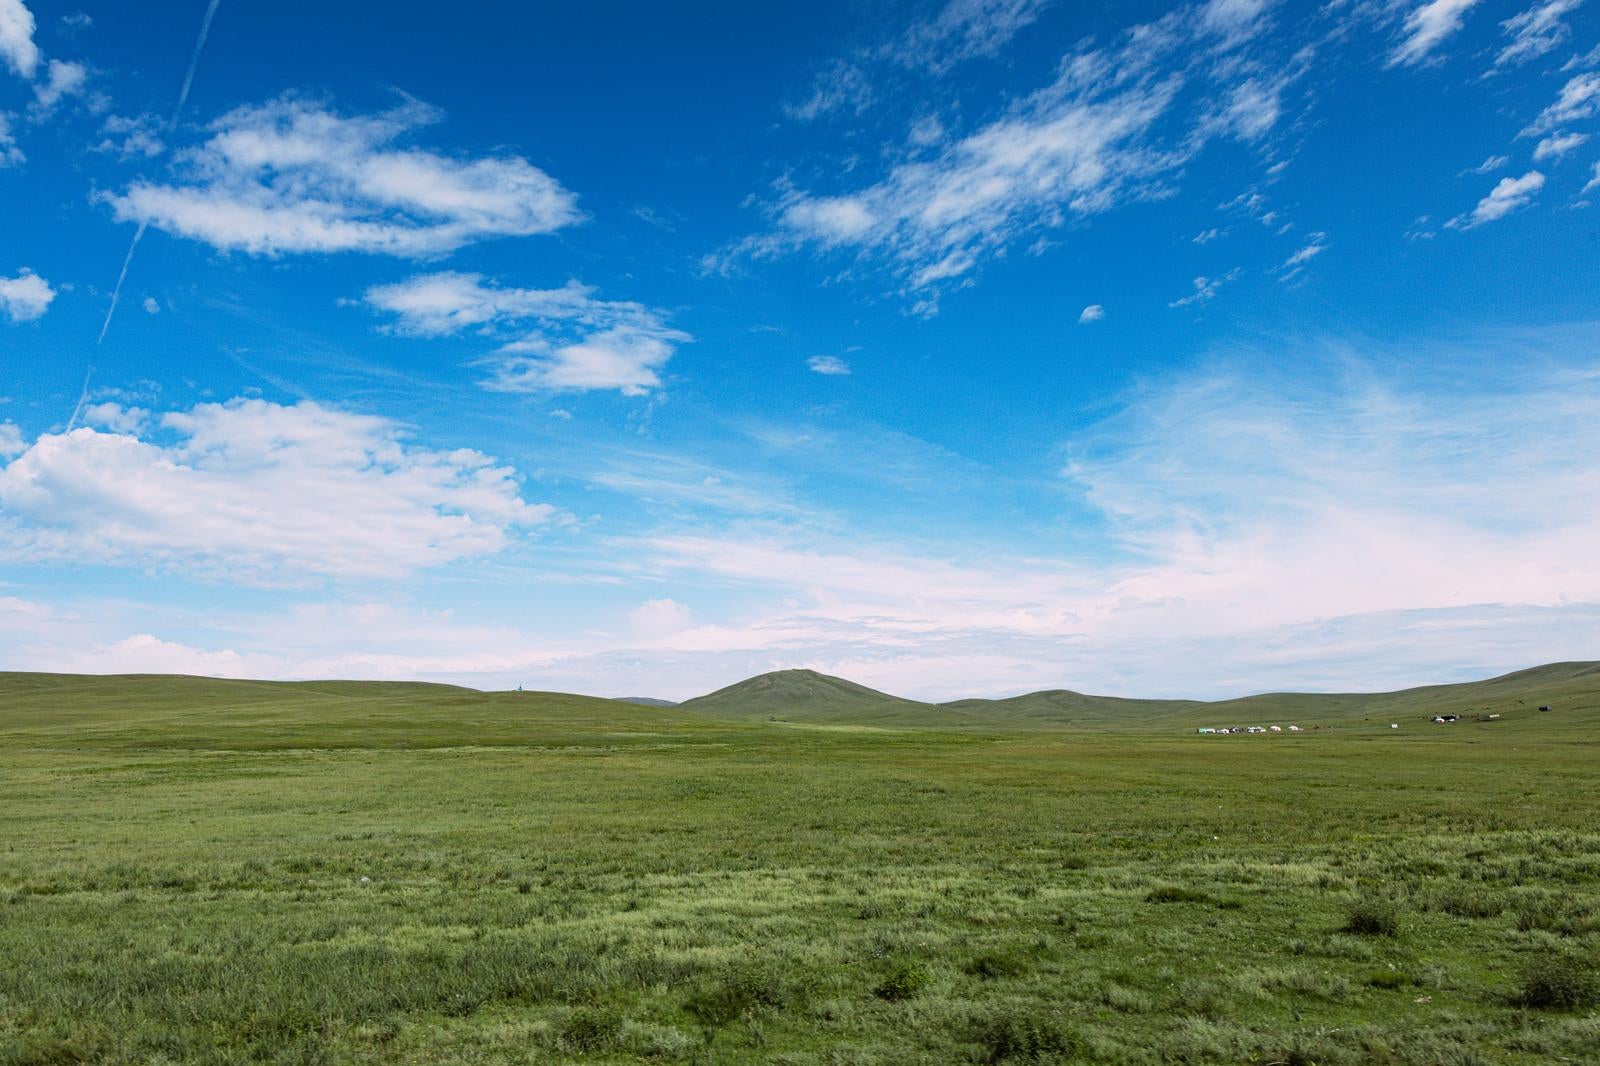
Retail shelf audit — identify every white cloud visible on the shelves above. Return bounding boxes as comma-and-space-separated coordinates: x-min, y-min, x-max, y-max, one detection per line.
0, 111, 20, 167
807, 354, 852, 375
30, 58, 84, 113
893, 0, 1052, 74
0, 422, 23, 456
106, 97, 581, 257
1468, 153, 1509, 174
1449, 170, 1545, 228
1168, 268, 1241, 307
81, 402, 148, 433
0, 398, 556, 582
0, 0, 38, 79
1521, 73, 1600, 136
1584, 160, 1600, 193
1279, 231, 1326, 278
769, 69, 1183, 289
141, 295, 159, 314
1193, 227, 1222, 243
629, 597, 693, 635
362, 272, 689, 396
784, 60, 874, 122
736, 6, 1310, 300
0, 267, 55, 321
1078, 303, 1105, 323
1205, 77, 1284, 141
1533, 130, 1590, 160
1497, 0, 1583, 67
1198, 0, 1279, 46
95, 113, 164, 159
1389, 0, 1483, 67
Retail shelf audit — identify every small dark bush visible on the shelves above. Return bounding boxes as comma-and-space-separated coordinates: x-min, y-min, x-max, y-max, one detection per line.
964, 951, 1030, 980
1147, 885, 1213, 905
1344, 900, 1402, 937
560, 1007, 622, 1052
873, 959, 930, 1002
684, 982, 753, 1035
1366, 969, 1411, 990
1515, 951, 1599, 1009
1435, 886, 1502, 919
971, 1011, 1083, 1063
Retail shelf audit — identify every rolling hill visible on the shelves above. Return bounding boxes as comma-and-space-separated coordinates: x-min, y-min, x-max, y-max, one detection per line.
2, 661, 1595, 748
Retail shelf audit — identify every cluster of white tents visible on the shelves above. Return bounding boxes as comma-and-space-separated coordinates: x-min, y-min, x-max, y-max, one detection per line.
1196, 724, 1303, 735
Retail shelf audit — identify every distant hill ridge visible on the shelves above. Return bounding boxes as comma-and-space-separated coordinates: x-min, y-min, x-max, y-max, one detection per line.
0, 662, 1595, 744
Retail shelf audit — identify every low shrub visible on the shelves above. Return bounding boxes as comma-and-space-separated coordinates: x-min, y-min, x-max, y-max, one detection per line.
559, 1007, 623, 1053
971, 1010, 1083, 1063
873, 959, 930, 1002
964, 950, 1030, 980
1147, 885, 1213, 905
1515, 951, 1599, 1009
1343, 900, 1402, 937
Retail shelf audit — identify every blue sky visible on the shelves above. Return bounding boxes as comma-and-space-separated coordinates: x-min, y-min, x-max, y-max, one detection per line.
2, 0, 1598, 700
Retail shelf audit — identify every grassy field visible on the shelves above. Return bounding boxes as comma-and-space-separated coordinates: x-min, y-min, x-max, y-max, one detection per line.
2, 668, 1598, 1064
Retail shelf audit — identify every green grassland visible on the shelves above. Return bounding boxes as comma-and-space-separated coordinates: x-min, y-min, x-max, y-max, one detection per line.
2, 665, 1598, 1064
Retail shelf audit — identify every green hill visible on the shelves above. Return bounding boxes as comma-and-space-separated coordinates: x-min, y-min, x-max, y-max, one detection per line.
2, 661, 1594, 749
0, 672, 716, 751
678, 668, 944, 725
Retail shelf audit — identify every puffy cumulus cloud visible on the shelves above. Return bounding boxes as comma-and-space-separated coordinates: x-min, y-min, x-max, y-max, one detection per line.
0, 267, 54, 321
105, 97, 581, 257
1448, 170, 1544, 228
362, 272, 689, 396
0, 398, 556, 582
81, 401, 148, 433
1388, 0, 1483, 67
0, 422, 23, 456
1497, 0, 1584, 67
0, 0, 38, 79
807, 355, 851, 375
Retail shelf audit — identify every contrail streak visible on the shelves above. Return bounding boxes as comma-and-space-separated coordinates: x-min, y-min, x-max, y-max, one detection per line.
100, 0, 222, 345
97, 221, 148, 345
65, 366, 94, 432
170, 0, 223, 130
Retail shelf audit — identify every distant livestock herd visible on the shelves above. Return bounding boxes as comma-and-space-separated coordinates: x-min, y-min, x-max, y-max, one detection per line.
1195, 705, 1554, 735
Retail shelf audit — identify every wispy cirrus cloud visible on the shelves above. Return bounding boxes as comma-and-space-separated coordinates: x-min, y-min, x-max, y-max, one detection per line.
0, 398, 556, 582
1496, 0, 1584, 67
726, 2, 1307, 308
1448, 170, 1545, 228
1169, 268, 1241, 307
807, 354, 851, 375
1388, 0, 1484, 68
1520, 72, 1600, 135
362, 272, 689, 395
105, 96, 582, 257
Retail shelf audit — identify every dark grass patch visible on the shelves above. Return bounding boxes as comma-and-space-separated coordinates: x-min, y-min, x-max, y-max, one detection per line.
873, 959, 930, 1002
1515, 951, 1600, 1010
964, 950, 1031, 980
1147, 885, 1214, 905
1344, 900, 1402, 937
970, 1010, 1083, 1063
